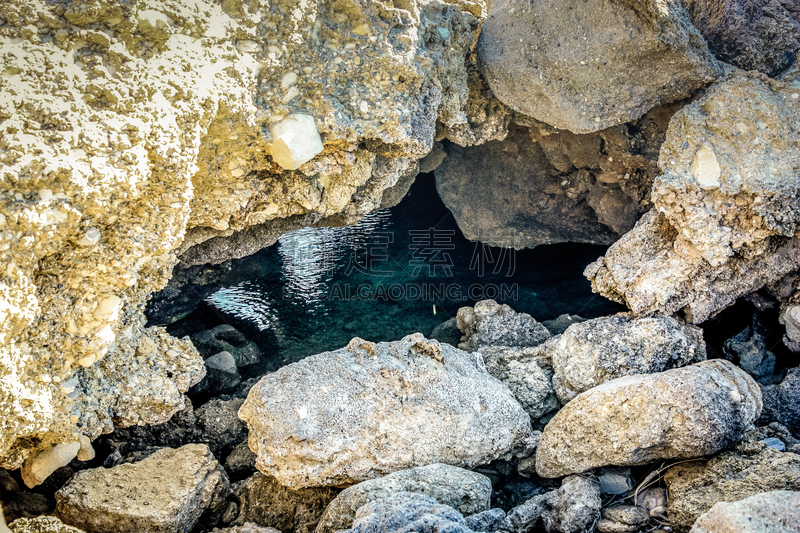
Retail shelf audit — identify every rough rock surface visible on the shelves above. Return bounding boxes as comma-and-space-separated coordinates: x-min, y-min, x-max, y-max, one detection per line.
723, 324, 776, 382
456, 300, 551, 351
436, 103, 681, 249
759, 366, 800, 434
316, 463, 491, 533
536, 360, 762, 478
211, 525, 281, 533
689, 490, 800, 533
464, 509, 505, 533
229, 473, 338, 533
0, 0, 488, 469
477, 0, 720, 133
342, 492, 475, 533
587, 70, 800, 323
55, 444, 230, 533
546, 313, 706, 403
682, 0, 800, 77
239, 334, 533, 489
191, 325, 262, 367
664, 447, 800, 532
8, 516, 85, 533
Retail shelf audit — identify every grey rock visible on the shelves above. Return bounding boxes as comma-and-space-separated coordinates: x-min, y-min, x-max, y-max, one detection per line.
760, 366, 800, 433
498, 492, 552, 533
457, 300, 551, 352
762, 438, 786, 451
541, 315, 585, 336
55, 445, 230, 533
636, 488, 667, 514
689, 490, 800, 533
224, 440, 257, 481
602, 505, 649, 526
195, 399, 248, 457
464, 509, 506, 533
230, 473, 338, 533
239, 334, 533, 489
316, 464, 491, 533
343, 492, 475, 533
429, 317, 461, 347
597, 467, 634, 496
478, 0, 720, 133
211, 524, 282, 533
596, 520, 639, 533
192, 352, 242, 398
191, 325, 261, 367
547, 313, 706, 403
723, 325, 776, 382
682, 0, 800, 77
536, 360, 762, 478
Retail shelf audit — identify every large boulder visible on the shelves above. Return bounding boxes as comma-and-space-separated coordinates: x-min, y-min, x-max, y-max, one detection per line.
536, 360, 762, 478
681, 0, 800, 77
689, 490, 800, 533
664, 447, 800, 532
55, 444, 230, 533
477, 0, 720, 133
456, 300, 551, 351
546, 313, 706, 403
587, 70, 800, 323
316, 464, 491, 533
239, 334, 533, 489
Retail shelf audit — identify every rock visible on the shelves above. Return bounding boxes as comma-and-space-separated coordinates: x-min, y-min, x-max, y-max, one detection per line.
224, 440, 258, 481
230, 473, 338, 533
0, 470, 51, 523
689, 490, 800, 533
759, 366, 800, 434
781, 304, 800, 351
429, 318, 461, 347
597, 505, 650, 533
664, 447, 800, 532
191, 352, 242, 399
456, 300, 551, 351
636, 488, 668, 514
597, 467, 635, 496
8, 516, 85, 533
723, 324, 776, 382
194, 399, 248, 457
536, 360, 762, 478
681, 0, 800, 77
587, 70, 800, 323
762, 437, 786, 452
477, 346, 558, 420
316, 464, 491, 533
546, 313, 706, 403
20, 442, 81, 489
0, 0, 487, 471
498, 492, 553, 533
191, 326, 262, 368
55, 444, 229, 533
541, 315, 585, 336
342, 492, 475, 533
477, 0, 720, 133
464, 509, 505, 533
270, 115, 324, 170
239, 334, 533, 489
211, 524, 281, 533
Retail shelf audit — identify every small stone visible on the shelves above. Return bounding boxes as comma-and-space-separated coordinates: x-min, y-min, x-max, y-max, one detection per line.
690, 142, 722, 189
602, 505, 649, 526
76, 228, 101, 246
597, 467, 634, 496
76, 435, 95, 462
596, 519, 638, 533
635, 487, 667, 512
269, 114, 323, 170
761, 437, 785, 451
21, 442, 81, 488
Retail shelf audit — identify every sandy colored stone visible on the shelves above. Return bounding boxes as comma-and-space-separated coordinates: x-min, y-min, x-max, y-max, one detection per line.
239, 334, 533, 489
689, 490, 800, 533
536, 360, 762, 478
8, 516, 85, 533
20, 441, 80, 489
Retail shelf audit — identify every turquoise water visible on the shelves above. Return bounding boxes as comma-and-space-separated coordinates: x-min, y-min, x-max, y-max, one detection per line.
147, 174, 624, 370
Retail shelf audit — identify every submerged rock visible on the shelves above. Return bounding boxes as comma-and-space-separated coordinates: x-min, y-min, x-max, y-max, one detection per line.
239, 334, 532, 489
457, 300, 551, 352
316, 464, 491, 533
547, 313, 706, 403
191, 326, 262, 368
477, 0, 720, 133
664, 447, 800, 532
689, 490, 800, 533
587, 70, 800, 323
55, 444, 230, 533
536, 360, 762, 478
342, 492, 475, 533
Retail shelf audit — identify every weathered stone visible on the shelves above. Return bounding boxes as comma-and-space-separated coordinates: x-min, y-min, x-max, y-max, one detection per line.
760, 367, 800, 433
602, 505, 649, 526
316, 464, 491, 533
498, 492, 552, 533
464, 509, 505, 533
477, 0, 720, 133
8, 516, 85, 533
636, 488, 667, 514
55, 444, 230, 533
194, 399, 248, 458
0, 470, 51, 524
587, 71, 800, 323
20, 442, 80, 489
211, 524, 281, 533
547, 313, 706, 403
456, 300, 551, 351
542, 315, 585, 336
665, 448, 800, 532
229, 473, 338, 533
682, 0, 800, 77
224, 440, 257, 481
781, 305, 800, 350
723, 325, 776, 382
429, 317, 461, 347
541, 476, 602, 533
342, 493, 475, 533
536, 360, 762, 478
191, 352, 242, 399
191, 326, 262, 367
239, 334, 533, 489
689, 490, 800, 533
270, 115, 324, 171
597, 467, 635, 496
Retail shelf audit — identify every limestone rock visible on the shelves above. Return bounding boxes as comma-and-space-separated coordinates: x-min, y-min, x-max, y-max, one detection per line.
456, 300, 551, 351
0, 0, 487, 471
20, 442, 81, 489
547, 313, 706, 403
270, 115, 324, 171
239, 334, 533, 489
536, 360, 762, 478
689, 490, 800, 533
229, 473, 338, 533
194, 399, 248, 458
682, 0, 800, 77
781, 304, 800, 350
587, 70, 800, 323
477, 0, 720, 133
211, 524, 281, 533
664, 447, 800, 532
55, 444, 230, 533
342, 492, 475, 533
8, 516, 85, 533
760, 366, 800, 433
316, 464, 491, 533
464, 508, 505, 533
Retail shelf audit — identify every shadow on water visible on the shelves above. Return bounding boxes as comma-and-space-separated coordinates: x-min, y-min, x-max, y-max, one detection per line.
147, 173, 625, 373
